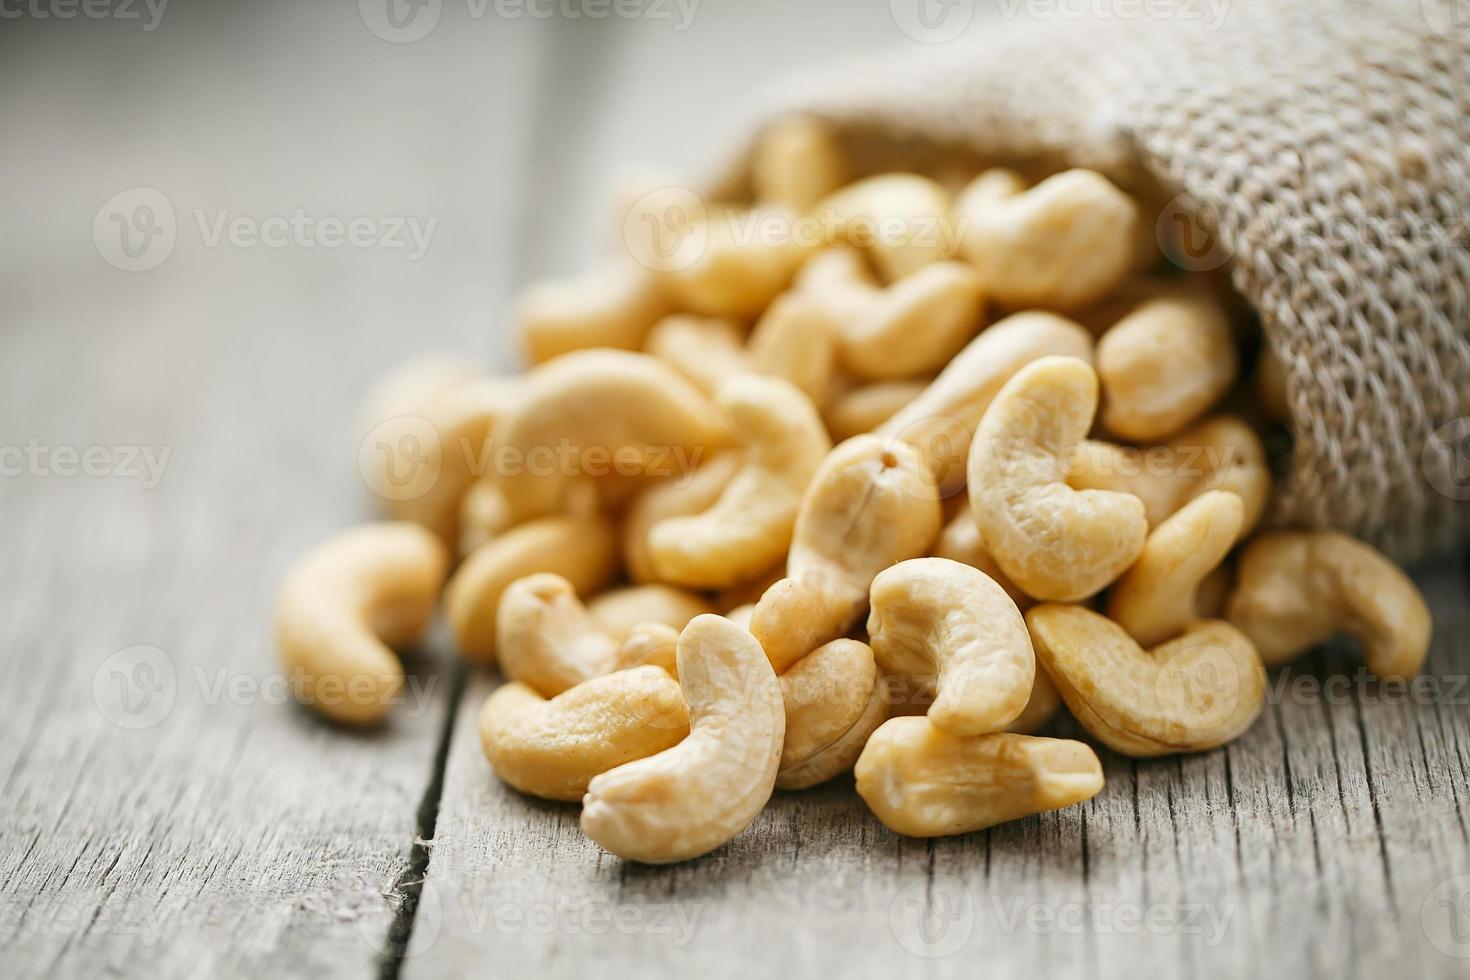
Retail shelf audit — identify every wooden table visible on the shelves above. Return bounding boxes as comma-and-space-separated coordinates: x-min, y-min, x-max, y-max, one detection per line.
3, 3, 1468, 977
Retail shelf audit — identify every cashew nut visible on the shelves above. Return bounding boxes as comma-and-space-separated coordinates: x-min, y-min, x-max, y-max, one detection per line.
480, 666, 689, 801
752, 115, 847, 211
356, 353, 481, 441
747, 289, 839, 406
932, 508, 1032, 609
493, 350, 728, 523
1064, 415, 1270, 533
643, 314, 751, 396
586, 584, 713, 641
751, 434, 943, 673
581, 614, 785, 863
1027, 604, 1267, 756
854, 716, 1104, 837
777, 638, 889, 790
796, 248, 986, 380
824, 378, 929, 442
515, 261, 672, 364
956, 168, 1139, 309
1107, 490, 1244, 647
621, 450, 741, 584
648, 374, 831, 588
816, 173, 955, 282
878, 310, 1094, 494
868, 558, 1034, 736
656, 207, 811, 318
967, 356, 1148, 601
445, 513, 620, 664
1225, 532, 1432, 680
457, 477, 512, 557
275, 522, 448, 725
1096, 287, 1239, 440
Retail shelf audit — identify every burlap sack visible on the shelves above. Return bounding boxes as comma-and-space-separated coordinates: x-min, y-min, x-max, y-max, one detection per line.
720, 0, 1470, 563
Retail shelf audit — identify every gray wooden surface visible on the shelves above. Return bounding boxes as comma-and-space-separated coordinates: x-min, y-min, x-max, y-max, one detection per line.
2, 3, 1468, 978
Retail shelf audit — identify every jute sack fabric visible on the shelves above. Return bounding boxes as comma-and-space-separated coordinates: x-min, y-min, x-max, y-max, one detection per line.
720, 0, 1470, 562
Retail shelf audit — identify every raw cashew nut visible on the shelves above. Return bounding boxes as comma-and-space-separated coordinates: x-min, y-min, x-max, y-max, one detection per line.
1096, 288, 1239, 440
1027, 604, 1267, 756
878, 311, 1094, 494
777, 638, 888, 790
1007, 668, 1063, 735
363, 377, 521, 543
956, 168, 1139, 309
747, 289, 839, 406
854, 717, 1104, 837
796, 248, 985, 380
621, 451, 741, 583
581, 614, 785, 863
643, 314, 750, 396
1108, 490, 1244, 646
275, 522, 448, 725
817, 173, 955, 282
515, 262, 672, 364
586, 584, 713, 641
657, 207, 811, 318
824, 378, 929, 442
752, 115, 847, 211
932, 508, 1032, 609
868, 558, 1034, 736
1225, 532, 1432, 680
356, 353, 482, 441
648, 374, 831, 588
479, 666, 690, 801
751, 434, 943, 673
967, 356, 1148, 601
609, 623, 681, 675
493, 350, 728, 523
1065, 416, 1270, 532
445, 513, 620, 664
457, 478, 512, 557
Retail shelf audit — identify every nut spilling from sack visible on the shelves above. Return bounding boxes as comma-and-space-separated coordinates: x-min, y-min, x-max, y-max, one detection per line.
278, 115, 1432, 863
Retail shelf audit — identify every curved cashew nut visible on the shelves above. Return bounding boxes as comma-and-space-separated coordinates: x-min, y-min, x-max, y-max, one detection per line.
457, 478, 513, 557
622, 451, 740, 584
878, 310, 1094, 495
868, 558, 1034, 736
515, 262, 672, 364
1096, 288, 1239, 440
956, 168, 1139, 309
656, 207, 811, 318
581, 614, 785, 864
824, 378, 929, 442
751, 115, 847, 211
363, 377, 521, 543
1065, 415, 1270, 532
747, 289, 839, 406
777, 638, 888, 790
816, 173, 955, 282
795, 248, 985, 381
854, 716, 1104, 838
479, 666, 690, 802
1027, 604, 1267, 756
751, 434, 943, 673
932, 508, 1032, 609
493, 350, 728, 523
444, 513, 620, 664
356, 353, 482, 440
1225, 531, 1432, 680
648, 374, 831, 588
1108, 490, 1244, 647
967, 356, 1148, 601
586, 584, 713, 641
643, 314, 751, 396
275, 522, 448, 725
1007, 668, 1063, 736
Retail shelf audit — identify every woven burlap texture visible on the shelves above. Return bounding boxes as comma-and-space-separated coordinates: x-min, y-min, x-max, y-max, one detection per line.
727, 0, 1470, 562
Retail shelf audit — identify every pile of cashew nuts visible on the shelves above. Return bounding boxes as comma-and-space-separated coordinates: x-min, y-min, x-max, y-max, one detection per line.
276, 117, 1434, 864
